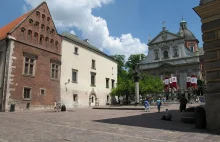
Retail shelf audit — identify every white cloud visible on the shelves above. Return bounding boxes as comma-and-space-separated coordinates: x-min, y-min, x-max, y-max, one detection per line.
24, 0, 148, 59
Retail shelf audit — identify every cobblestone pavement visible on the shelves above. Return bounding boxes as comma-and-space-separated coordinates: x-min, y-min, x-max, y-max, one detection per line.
0, 104, 219, 142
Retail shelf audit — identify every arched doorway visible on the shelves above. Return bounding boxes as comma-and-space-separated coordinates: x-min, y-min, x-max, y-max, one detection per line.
89, 89, 97, 106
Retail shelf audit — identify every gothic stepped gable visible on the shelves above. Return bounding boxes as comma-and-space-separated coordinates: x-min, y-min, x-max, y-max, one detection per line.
148, 31, 183, 46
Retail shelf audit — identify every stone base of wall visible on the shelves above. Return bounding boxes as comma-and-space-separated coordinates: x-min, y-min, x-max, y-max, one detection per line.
6, 99, 54, 112
205, 93, 220, 134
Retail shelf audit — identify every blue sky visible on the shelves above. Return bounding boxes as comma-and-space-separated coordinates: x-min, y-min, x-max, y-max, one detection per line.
0, 0, 202, 57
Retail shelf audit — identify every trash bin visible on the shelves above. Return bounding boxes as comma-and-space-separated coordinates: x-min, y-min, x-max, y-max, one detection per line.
10, 104, 15, 112
61, 104, 66, 111
194, 106, 206, 129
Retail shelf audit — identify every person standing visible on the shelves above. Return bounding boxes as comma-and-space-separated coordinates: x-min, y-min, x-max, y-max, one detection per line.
179, 95, 187, 112
144, 98, 150, 112
156, 98, 162, 112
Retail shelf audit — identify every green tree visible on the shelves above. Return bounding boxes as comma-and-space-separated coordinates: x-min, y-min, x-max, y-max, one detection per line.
125, 54, 146, 76
110, 55, 126, 77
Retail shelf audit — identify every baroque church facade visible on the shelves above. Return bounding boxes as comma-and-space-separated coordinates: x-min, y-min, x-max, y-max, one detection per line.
139, 20, 204, 95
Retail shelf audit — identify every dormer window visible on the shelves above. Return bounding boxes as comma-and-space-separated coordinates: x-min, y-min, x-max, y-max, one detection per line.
163, 50, 169, 59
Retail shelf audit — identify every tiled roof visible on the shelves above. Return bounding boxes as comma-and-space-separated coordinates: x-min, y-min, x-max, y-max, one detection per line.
61, 32, 117, 63
0, 11, 32, 41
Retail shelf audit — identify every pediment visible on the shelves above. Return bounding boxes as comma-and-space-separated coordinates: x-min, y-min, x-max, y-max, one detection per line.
158, 62, 174, 68
148, 31, 183, 45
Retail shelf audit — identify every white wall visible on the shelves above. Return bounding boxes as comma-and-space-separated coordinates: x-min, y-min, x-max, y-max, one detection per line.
60, 39, 117, 108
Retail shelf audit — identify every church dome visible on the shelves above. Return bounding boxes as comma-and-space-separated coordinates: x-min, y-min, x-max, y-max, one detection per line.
177, 20, 197, 41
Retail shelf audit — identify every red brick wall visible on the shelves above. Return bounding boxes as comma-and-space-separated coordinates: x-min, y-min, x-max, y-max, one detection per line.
10, 41, 61, 106
8, 2, 61, 107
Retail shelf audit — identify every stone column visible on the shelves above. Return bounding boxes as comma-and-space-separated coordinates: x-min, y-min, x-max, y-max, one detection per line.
194, 0, 220, 133
135, 82, 140, 104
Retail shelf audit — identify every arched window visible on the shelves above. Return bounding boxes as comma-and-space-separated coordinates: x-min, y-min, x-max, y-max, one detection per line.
41, 24, 45, 32
21, 28, 26, 39
42, 14, 45, 21
45, 37, 49, 46
34, 21, 39, 29
29, 19, 33, 24
163, 50, 169, 59
46, 26, 50, 34
36, 11, 40, 18
40, 35, 44, 45
34, 32, 38, 43
55, 41, 58, 50
173, 48, 178, 57
50, 39, 54, 48
47, 17, 50, 23
51, 29, 54, 34
27, 30, 32, 41
154, 51, 159, 60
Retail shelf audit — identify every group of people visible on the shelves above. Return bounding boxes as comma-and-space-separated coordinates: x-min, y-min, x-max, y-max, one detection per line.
143, 97, 162, 113
143, 95, 189, 121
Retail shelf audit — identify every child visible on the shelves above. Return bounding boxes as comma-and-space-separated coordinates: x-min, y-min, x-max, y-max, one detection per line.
144, 98, 150, 112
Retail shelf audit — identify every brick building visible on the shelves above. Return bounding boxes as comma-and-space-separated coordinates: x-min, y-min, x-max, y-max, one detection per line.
0, 2, 61, 111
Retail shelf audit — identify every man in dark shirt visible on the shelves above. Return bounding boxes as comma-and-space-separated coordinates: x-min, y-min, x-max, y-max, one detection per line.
179, 95, 187, 112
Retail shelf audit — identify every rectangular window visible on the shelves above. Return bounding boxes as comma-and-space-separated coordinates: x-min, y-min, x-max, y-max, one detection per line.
92, 59, 96, 69
73, 94, 78, 102
111, 79, 115, 88
190, 46, 194, 52
51, 63, 59, 79
91, 72, 96, 86
23, 87, 31, 100
106, 78, 109, 88
23, 57, 35, 76
72, 69, 78, 83
40, 88, 46, 95
74, 47, 78, 55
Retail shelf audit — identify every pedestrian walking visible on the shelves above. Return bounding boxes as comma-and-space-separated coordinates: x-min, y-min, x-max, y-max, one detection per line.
156, 98, 162, 112
144, 98, 150, 112
179, 95, 187, 112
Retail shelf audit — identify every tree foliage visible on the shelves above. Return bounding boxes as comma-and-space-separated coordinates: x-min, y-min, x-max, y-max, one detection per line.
110, 54, 163, 100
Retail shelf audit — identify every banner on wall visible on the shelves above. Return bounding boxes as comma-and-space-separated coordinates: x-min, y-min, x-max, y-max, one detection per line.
172, 77, 177, 89
169, 78, 173, 88
191, 75, 197, 88
186, 77, 191, 88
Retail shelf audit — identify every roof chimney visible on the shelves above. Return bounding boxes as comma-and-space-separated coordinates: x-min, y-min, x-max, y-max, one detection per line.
84, 39, 89, 43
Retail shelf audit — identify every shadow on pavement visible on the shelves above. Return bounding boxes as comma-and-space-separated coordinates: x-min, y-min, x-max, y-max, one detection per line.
94, 109, 210, 134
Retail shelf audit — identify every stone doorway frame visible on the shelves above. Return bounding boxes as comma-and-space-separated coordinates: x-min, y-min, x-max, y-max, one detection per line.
89, 89, 97, 106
